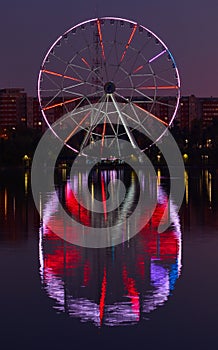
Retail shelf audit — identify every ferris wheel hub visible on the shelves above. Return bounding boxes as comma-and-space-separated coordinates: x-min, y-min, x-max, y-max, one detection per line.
104, 81, 116, 94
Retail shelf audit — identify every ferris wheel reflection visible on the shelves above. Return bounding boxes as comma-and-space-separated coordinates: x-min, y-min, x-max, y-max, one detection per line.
39, 168, 182, 327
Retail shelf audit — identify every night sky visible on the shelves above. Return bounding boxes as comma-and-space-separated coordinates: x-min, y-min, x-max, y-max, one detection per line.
1, 0, 218, 97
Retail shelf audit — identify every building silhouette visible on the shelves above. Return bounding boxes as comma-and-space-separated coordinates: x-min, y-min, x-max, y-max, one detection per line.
1, 88, 218, 137
0, 88, 27, 137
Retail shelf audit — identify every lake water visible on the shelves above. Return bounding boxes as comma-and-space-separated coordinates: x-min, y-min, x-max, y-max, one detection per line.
0, 166, 218, 350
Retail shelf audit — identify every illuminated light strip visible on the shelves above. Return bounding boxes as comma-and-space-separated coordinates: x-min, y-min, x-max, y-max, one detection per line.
133, 103, 168, 126
42, 69, 82, 82
81, 57, 91, 68
133, 65, 143, 73
120, 24, 137, 62
4, 189, 7, 218
99, 267, 107, 326
148, 49, 166, 63
101, 174, 107, 221
83, 261, 90, 286
43, 97, 82, 111
64, 111, 91, 143
96, 19, 106, 60
101, 117, 107, 147
138, 85, 178, 90
122, 266, 140, 320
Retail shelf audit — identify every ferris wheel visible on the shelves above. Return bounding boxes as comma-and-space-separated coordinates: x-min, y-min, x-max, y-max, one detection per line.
38, 17, 180, 156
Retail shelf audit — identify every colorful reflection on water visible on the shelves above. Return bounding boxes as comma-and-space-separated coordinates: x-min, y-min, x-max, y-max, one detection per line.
39, 167, 182, 326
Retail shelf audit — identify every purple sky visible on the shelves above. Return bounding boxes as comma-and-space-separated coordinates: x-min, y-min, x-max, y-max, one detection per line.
1, 0, 218, 97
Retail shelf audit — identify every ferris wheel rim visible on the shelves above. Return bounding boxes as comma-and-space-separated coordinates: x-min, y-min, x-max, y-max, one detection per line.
38, 16, 181, 155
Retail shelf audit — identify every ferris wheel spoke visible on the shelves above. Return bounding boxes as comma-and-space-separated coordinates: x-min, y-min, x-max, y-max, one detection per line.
112, 40, 136, 83
62, 89, 88, 100
80, 40, 106, 84
51, 97, 92, 130
62, 82, 87, 93
113, 90, 129, 103
152, 73, 179, 88
115, 86, 151, 103
107, 137, 121, 156
114, 89, 154, 104
64, 110, 92, 143
104, 39, 117, 63
110, 94, 137, 149
41, 72, 62, 90
121, 109, 144, 128
114, 96, 121, 136
127, 36, 151, 76
132, 65, 144, 74
60, 88, 104, 123
66, 63, 88, 83
81, 78, 104, 90
90, 67, 105, 87
134, 74, 156, 90
136, 31, 153, 56
133, 91, 155, 104
126, 101, 144, 126
126, 47, 143, 75
81, 57, 91, 69
42, 89, 63, 109
64, 100, 106, 138
131, 102, 169, 127
79, 94, 107, 153
68, 47, 97, 81
40, 88, 62, 93
77, 51, 100, 77
50, 51, 69, 66
133, 88, 155, 102
49, 51, 87, 83
152, 99, 177, 109
134, 104, 169, 127
115, 43, 139, 83
124, 32, 152, 75
79, 27, 96, 65
43, 97, 82, 111
76, 21, 105, 82
113, 91, 152, 137
101, 116, 107, 149
112, 45, 137, 83
106, 111, 120, 144
131, 73, 153, 78
137, 85, 178, 91
120, 24, 137, 63
148, 49, 167, 64
62, 79, 104, 93
128, 103, 152, 136
110, 42, 122, 81
104, 95, 121, 156
153, 65, 178, 79
66, 90, 107, 126
101, 94, 110, 149
68, 61, 104, 87
121, 111, 152, 138
79, 115, 106, 153
42, 69, 82, 83
115, 87, 135, 91
67, 61, 91, 73
115, 70, 133, 87
96, 19, 106, 61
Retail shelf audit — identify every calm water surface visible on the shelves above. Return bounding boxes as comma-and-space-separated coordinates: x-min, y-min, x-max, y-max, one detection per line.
0, 166, 218, 350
